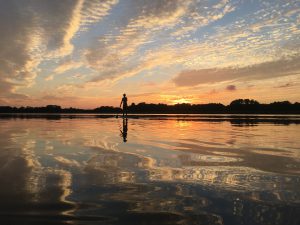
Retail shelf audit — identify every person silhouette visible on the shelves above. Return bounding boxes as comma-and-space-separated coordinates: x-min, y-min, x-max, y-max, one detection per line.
120, 93, 128, 117
120, 118, 128, 142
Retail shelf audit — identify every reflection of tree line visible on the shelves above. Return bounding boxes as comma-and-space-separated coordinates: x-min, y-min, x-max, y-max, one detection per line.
1, 99, 300, 114
2, 114, 299, 126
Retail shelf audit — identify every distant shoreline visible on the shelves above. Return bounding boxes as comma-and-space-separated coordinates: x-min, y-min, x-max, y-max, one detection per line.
1, 99, 300, 114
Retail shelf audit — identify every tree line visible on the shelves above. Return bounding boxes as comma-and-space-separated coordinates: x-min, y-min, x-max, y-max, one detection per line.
0, 99, 300, 114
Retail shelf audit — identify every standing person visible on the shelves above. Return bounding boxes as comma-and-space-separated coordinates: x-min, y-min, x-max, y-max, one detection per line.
120, 93, 128, 117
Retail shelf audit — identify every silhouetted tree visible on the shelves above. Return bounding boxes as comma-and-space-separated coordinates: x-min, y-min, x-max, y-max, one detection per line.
0, 99, 299, 114
230, 99, 259, 106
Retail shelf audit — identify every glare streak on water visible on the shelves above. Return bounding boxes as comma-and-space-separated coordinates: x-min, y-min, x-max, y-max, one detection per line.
0, 115, 299, 225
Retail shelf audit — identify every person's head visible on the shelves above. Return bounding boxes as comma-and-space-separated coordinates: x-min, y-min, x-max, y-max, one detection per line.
123, 93, 126, 97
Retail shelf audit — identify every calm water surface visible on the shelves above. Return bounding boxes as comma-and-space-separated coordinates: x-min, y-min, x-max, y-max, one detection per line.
0, 115, 299, 225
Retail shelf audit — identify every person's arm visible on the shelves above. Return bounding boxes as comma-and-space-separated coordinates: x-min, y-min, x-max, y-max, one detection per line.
120, 99, 123, 107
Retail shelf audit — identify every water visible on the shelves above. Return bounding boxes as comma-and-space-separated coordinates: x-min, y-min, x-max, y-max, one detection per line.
0, 115, 299, 225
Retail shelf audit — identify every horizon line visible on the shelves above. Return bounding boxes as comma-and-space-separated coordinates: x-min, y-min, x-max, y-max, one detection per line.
1, 99, 299, 110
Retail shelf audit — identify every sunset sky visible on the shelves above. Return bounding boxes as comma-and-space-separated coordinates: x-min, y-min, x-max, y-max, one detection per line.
0, 0, 299, 108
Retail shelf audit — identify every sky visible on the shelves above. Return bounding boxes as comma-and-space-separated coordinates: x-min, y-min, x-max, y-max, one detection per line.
0, 0, 299, 108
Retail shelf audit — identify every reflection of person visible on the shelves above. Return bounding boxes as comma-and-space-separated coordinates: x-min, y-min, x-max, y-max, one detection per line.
120, 93, 128, 117
120, 118, 128, 142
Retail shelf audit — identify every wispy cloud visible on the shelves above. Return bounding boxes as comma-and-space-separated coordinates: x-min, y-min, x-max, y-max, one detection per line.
84, 0, 237, 83
173, 55, 300, 87
54, 58, 84, 75
80, 0, 119, 32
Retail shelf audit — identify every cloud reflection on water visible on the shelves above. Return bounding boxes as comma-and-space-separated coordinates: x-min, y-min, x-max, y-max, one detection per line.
0, 117, 299, 224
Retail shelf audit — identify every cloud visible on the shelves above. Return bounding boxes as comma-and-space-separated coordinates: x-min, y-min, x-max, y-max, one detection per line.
41, 95, 78, 101
0, 0, 117, 100
226, 85, 236, 91
44, 75, 54, 81
84, 0, 237, 83
0, 0, 80, 99
0, 0, 38, 98
275, 83, 294, 88
54, 58, 84, 74
173, 55, 300, 87
171, 0, 236, 37
83, 0, 300, 86
32, 0, 117, 58
79, 0, 119, 32
84, 0, 192, 71
28, 0, 84, 57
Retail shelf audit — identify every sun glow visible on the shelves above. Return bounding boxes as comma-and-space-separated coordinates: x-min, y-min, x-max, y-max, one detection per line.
159, 94, 194, 105
172, 98, 192, 105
